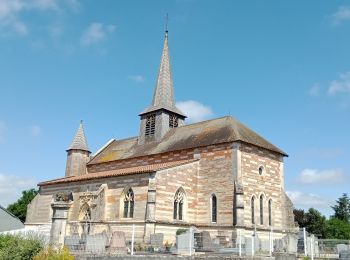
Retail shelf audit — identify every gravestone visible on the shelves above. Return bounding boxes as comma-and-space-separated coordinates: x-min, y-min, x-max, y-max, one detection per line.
340, 250, 350, 259
176, 229, 195, 255
85, 234, 108, 253
201, 231, 212, 250
64, 234, 81, 251
109, 231, 127, 254
150, 233, 164, 249
337, 244, 350, 253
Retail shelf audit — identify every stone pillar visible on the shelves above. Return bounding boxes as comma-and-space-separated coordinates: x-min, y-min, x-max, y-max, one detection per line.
233, 181, 245, 226
144, 174, 156, 241
50, 195, 72, 248
232, 142, 242, 180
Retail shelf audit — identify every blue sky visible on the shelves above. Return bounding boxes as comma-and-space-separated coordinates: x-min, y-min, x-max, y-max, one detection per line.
0, 0, 349, 217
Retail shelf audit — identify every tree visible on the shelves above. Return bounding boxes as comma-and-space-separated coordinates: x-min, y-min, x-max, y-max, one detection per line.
325, 218, 350, 240
304, 208, 327, 238
293, 208, 307, 227
7, 188, 38, 222
331, 193, 350, 223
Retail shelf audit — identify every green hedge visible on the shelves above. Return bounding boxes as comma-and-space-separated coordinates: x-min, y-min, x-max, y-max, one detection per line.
0, 234, 44, 260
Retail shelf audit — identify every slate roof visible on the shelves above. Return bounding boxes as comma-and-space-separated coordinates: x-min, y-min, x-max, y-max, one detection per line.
67, 121, 90, 152
140, 31, 185, 117
38, 159, 198, 186
0, 205, 24, 232
88, 116, 287, 165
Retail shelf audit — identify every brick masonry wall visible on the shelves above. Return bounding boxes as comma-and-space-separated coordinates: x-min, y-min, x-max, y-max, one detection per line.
154, 143, 235, 226
239, 142, 284, 230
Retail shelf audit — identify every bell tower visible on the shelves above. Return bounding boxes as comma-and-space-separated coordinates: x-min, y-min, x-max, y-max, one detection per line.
65, 121, 91, 177
138, 30, 186, 144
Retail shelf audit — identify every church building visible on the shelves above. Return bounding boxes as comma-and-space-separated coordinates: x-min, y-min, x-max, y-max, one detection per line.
26, 30, 295, 247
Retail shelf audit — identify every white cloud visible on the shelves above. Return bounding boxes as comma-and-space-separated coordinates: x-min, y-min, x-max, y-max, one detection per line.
287, 190, 333, 209
30, 125, 41, 137
0, 0, 79, 35
0, 173, 37, 207
176, 100, 214, 123
80, 23, 115, 46
331, 6, 350, 25
328, 71, 350, 95
296, 168, 346, 185
128, 75, 145, 83
0, 121, 6, 143
309, 84, 320, 97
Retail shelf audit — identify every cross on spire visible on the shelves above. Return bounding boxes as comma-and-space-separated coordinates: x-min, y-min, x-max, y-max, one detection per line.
165, 13, 169, 33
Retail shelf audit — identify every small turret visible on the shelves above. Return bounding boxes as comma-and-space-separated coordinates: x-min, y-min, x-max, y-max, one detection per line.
65, 121, 91, 177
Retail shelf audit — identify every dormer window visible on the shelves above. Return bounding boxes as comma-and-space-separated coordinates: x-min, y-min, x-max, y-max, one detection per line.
169, 114, 178, 128
145, 114, 156, 136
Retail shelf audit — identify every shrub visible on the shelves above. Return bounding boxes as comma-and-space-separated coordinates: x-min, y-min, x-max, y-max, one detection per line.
176, 228, 188, 236
33, 246, 74, 260
0, 234, 43, 260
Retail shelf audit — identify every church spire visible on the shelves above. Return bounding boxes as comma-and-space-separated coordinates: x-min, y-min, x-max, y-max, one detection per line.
138, 30, 186, 144
140, 31, 185, 117
67, 120, 90, 152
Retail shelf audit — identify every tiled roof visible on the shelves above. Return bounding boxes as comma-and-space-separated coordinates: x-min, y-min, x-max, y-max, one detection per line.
39, 159, 198, 186
67, 121, 90, 152
88, 116, 288, 165
140, 31, 185, 117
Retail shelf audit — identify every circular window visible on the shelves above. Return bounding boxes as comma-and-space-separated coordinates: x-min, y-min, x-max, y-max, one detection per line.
258, 166, 265, 175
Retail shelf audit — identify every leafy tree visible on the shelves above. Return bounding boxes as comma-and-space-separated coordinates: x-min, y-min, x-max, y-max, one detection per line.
325, 218, 350, 239
293, 208, 307, 227
7, 188, 38, 222
331, 193, 350, 223
304, 208, 327, 238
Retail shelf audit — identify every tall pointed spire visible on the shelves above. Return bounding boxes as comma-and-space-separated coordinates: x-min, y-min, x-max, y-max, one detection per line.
140, 31, 185, 117
67, 121, 90, 152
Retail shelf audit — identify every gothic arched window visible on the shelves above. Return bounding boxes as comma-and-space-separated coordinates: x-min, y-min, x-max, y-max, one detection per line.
173, 188, 185, 220
268, 199, 272, 226
251, 196, 255, 224
123, 188, 134, 218
211, 194, 217, 223
260, 194, 264, 225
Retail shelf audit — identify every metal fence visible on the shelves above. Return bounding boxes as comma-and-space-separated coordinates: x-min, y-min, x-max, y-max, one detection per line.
296, 228, 350, 259
64, 225, 300, 257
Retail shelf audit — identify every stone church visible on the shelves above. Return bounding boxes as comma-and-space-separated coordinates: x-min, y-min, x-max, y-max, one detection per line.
26, 30, 295, 247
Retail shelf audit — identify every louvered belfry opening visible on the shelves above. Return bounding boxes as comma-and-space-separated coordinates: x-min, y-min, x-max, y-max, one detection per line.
169, 114, 178, 128
145, 114, 156, 136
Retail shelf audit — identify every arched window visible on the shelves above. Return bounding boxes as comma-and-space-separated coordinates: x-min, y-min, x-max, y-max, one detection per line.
251, 196, 255, 224
260, 194, 264, 225
211, 194, 217, 223
268, 199, 272, 226
123, 188, 134, 218
173, 188, 185, 220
